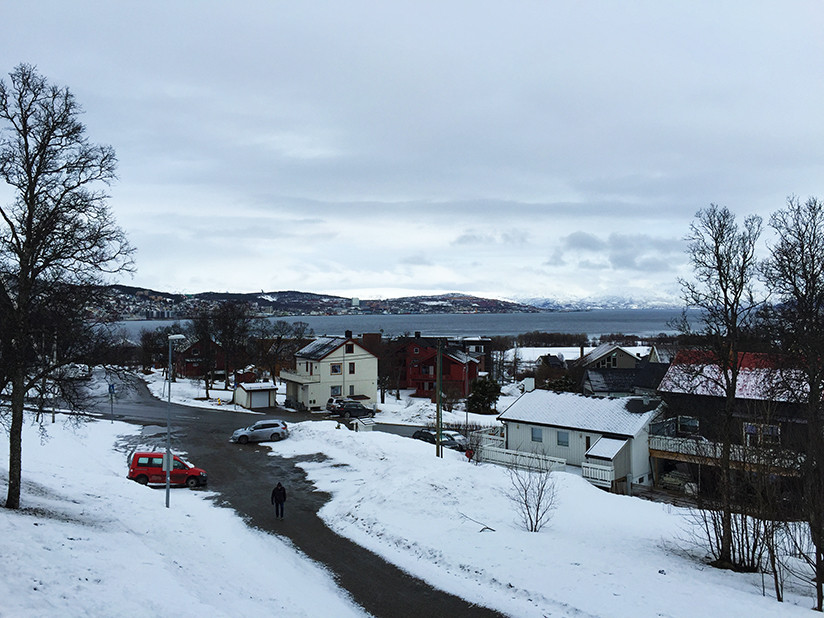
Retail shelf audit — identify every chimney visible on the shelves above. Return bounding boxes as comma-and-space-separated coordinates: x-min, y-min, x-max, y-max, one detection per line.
345, 330, 353, 339
415, 331, 421, 338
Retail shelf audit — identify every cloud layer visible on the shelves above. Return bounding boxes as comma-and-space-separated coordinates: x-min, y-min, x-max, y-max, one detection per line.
1, 2, 822, 301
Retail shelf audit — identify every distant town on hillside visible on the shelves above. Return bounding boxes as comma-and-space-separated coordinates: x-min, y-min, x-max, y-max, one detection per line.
103, 285, 679, 320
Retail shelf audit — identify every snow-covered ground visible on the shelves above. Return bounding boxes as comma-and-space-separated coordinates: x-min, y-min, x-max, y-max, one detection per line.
141, 369, 516, 427
0, 418, 365, 617
0, 412, 813, 616
0, 372, 815, 615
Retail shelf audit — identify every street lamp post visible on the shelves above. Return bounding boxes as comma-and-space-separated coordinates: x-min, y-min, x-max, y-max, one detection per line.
166, 333, 186, 508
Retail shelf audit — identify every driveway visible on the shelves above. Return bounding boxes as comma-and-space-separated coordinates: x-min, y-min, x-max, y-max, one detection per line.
109, 380, 503, 618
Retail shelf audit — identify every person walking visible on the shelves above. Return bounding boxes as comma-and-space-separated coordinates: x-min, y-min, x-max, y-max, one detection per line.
271, 482, 286, 519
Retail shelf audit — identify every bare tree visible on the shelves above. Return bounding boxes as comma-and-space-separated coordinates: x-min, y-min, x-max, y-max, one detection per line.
254, 319, 314, 384
676, 204, 763, 569
762, 195, 824, 610
505, 454, 558, 532
211, 301, 256, 389
0, 64, 133, 509
187, 312, 217, 398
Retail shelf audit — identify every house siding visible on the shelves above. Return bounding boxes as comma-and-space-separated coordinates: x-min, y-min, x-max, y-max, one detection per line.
506, 421, 602, 467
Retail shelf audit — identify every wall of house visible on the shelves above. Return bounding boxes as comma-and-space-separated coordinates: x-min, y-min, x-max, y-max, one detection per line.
630, 430, 652, 485
315, 345, 378, 405
505, 421, 602, 466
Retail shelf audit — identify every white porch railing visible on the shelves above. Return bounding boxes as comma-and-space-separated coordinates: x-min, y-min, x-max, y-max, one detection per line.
471, 427, 505, 448
582, 462, 614, 488
475, 444, 566, 473
278, 370, 320, 384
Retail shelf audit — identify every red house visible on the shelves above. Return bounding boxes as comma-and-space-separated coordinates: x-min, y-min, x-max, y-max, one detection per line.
174, 338, 226, 379
402, 337, 480, 400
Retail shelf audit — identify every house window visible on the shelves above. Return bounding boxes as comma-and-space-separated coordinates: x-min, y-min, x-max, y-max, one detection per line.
349, 362, 355, 375
531, 427, 543, 443
557, 431, 569, 447
743, 423, 781, 446
330, 385, 342, 397
413, 347, 419, 354
331, 363, 342, 375
596, 354, 618, 369
345, 343, 354, 353
677, 416, 699, 435
349, 385, 355, 396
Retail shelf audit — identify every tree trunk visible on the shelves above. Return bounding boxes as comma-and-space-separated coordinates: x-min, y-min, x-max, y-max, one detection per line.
719, 408, 734, 567
5, 369, 26, 509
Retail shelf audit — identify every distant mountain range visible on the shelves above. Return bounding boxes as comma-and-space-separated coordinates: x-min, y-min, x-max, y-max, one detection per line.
513, 295, 682, 312
106, 285, 681, 320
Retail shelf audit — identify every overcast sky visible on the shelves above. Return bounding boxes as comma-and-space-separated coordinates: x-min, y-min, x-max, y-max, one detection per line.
2, 2, 822, 302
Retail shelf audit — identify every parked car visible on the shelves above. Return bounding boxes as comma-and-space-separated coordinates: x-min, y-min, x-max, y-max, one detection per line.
326, 397, 353, 412
230, 419, 289, 444
411, 429, 464, 451
333, 401, 373, 419
127, 451, 207, 488
441, 430, 469, 450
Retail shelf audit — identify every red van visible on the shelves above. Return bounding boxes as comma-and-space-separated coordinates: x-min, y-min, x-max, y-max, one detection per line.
127, 451, 208, 488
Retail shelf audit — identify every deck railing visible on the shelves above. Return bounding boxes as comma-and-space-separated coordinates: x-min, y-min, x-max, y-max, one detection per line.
474, 443, 566, 473
277, 370, 320, 384
649, 434, 802, 470
582, 462, 614, 488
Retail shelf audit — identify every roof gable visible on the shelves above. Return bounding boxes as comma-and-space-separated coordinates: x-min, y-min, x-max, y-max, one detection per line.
577, 343, 646, 367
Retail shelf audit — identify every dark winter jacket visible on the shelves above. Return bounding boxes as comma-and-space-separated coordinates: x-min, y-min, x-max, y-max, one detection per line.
271, 484, 287, 504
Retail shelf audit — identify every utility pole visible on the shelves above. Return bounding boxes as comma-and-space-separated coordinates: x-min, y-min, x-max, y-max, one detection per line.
436, 339, 443, 458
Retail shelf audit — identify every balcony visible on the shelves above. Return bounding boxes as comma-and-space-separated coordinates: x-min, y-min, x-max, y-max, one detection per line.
278, 370, 320, 385
648, 435, 801, 473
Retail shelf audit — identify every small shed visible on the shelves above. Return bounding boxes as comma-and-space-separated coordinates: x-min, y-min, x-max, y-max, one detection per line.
234, 383, 278, 410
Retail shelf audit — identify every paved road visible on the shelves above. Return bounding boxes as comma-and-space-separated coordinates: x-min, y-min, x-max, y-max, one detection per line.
106, 380, 503, 618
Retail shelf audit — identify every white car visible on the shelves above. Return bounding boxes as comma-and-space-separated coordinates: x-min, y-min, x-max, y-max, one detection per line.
230, 419, 289, 444
441, 430, 469, 450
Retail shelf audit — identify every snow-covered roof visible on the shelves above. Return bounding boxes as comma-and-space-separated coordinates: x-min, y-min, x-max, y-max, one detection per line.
237, 382, 278, 392
445, 349, 479, 364
657, 351, 800, 402
586, 437, 628, 460
297, 336, 346, 360
498, 390, 658, 437
577, 343, 649, 367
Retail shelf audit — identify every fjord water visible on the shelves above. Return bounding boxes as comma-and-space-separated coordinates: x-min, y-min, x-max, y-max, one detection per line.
117, 308, 682, 339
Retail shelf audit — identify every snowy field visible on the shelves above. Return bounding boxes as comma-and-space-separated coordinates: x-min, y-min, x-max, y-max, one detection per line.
0, 418, 365, 617
0, 372, 816, 616
274, 421, 813, 617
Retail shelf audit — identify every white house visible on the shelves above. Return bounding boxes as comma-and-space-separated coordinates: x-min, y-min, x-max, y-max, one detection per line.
233, 382, 279, 410
497, 390, 659, 493
279, 336, 378, 411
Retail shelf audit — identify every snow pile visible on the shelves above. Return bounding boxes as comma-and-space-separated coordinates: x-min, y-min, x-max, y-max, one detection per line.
0, 418, 364, 617
274, 421, 812, 617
